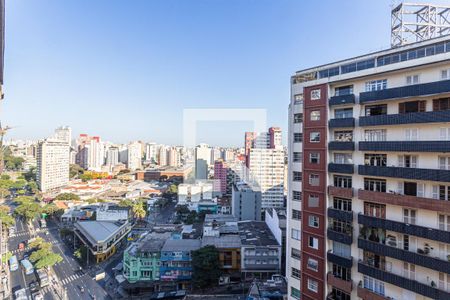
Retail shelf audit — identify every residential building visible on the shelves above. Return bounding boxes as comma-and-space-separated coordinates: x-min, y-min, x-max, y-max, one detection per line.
106, 146, 119, 169
36, 138, 70, 192
145, 142, 158, 164
265, 208, 287, 276
158, 146, 168, 166
232, 182, 262, 221
202, 235, 242, 279
136, 166, 193, 183
128, 141, 142, 171
213, 159, 227, 196
195, 143, 211, 180
203, 214, 238, 237
289, 17, 450, 300
54, 126, 72, 145
87, 136, 104, 171
178, 181, 214, 212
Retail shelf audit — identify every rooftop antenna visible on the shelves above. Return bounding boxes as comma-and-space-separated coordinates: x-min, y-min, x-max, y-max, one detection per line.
391, 2, 450, 47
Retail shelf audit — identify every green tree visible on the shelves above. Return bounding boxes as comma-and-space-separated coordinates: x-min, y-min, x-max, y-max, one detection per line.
42, 203, 62, 216
191, 246, 221, 290
69, 164, 84, 179
26, 181, 38, 194
74, 245, 88, 264
168, 184, 178, 194
132, 202, 146, 220
0, 209, 15, 228
23, 167, 36, 182
29, 248, 52, 263
0, 188, 10, 199
15, 201, 41, 221
79, 174, 93, 182
14, 195, 34, 204
55, 193, 80, 201
34, 253, 63, 269
118, 199, 133, 207
28, 238, 51, 250
0, 174, 10, 180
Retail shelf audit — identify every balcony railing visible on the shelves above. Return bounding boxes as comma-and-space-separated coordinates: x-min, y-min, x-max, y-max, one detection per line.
328, 163, 354, 174
358, 165, 450, 183
327, 207, 353, 222
327, 272, 352, 294
329, 94, 356, 106
359, 79, 450, 103
327, 228, 353, 245
358, 237, 450, 274
357, 282, 392, 300
329, 118, 355, 128
358, 260, 450, 299
358, 214, 450, 244
359, 109, 450, 126
328, 141, 355, 151
359, 140, 450, 153
357, 189, 450, 212
328, 186, 353, 198
327, 250, 353, 268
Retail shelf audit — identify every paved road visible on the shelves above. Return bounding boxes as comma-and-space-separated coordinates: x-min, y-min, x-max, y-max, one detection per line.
8, 215, 110, 300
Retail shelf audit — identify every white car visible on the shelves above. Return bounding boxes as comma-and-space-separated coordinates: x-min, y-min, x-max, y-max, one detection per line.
32, 292, 43, 300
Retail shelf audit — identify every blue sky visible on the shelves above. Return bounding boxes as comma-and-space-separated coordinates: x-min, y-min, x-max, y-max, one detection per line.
3, 0, 438, 146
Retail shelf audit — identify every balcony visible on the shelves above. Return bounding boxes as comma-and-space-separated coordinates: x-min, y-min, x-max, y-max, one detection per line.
328, 141, 355, 151
359, 79, 450, 103
359, 109, 450, 126
358, 237, 450, 274
357, 282, 392, 300
359, 141, 450, 153
327, 228, 353, 245
327, 207, 353, 222
358, 261, 450, 299
329, 94, 356, 106
358, 214, 450, 244
327, 250, 353, 268
328, 163, 354, 174
358, 165, 450, 183
327, 272, 352, 294
358, 189, 450, 212
328, 118, 355, 128
328, 186, 353, 198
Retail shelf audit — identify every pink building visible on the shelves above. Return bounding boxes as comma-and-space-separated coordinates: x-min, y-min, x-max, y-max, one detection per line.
213, 159, 227, 195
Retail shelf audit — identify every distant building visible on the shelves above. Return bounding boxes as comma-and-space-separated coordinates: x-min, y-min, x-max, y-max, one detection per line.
136, 166, 193, 182
178, 181, 214, 212
202, 235, 242, 278
36, 139, 70, 193
127, 141, 142, 171
213, 159, 227, 196
54, 126, 72, 145
203, 214, 238, 237
232, 182, 261, 221
106, 146, 119, 169
195, 144, 211, 180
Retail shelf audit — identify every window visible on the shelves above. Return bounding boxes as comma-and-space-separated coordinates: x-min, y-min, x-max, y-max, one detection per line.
318, 67, 340, 79
310, 110, 320, 121
364, 129, 386, 141
335, 108, 353, 119
291, 267, 301, 279
406, 74, 420, 85
403, 208, 416, 225
440, 128, 450, 140
364, 178, 386, 192
310, 89, 321, 100
438, 214, 450, 231
365, 79, 387, 92
405, 128, 419, 141
399, 100, 426, 113
309, 174, 320, 186
308, 236, 319, 250
292, 209, 301, 220
398, 155, 417, 168
291, 287, 301, 299
307, 258, 318, 271
334, 130, 353, 142
293, 113, 303, 123
442, 69, 450, 80
294, 94, 303, 104
365, 104, 387, 116
307, 278, 318, 293
308, 194, 319, 207
332, 264, 351, 281
308, 215, 319, 228
293, 171, 302, 182
293, 152, 302, 163
364, 202, 386, 218
329, 219, 352, 235
292, 191, 302, 201
439, 156, 450, 170
293, 132, 303, 143
291, 248, 301, 260
365, 154, 387, 166
309, 153, 320, 164
332, 241, 351, 258
335, 85, 353, 96
334, 153, 352, 164
310, 132, 320, 142
334, 176, 352, 188
291, 229, 301, 240
433, 98, 450, 111
363, 276, 385, 296
333, 197, 352, 211
432, 185, 450, 201
401, 181, 425, 197
330, 288, 351, 300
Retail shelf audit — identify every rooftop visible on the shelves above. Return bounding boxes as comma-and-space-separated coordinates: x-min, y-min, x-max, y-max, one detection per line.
127, 232, 173, 255
75, 220, 128, 243
204, 214, 237, 224
238, 221, 279, 247
202, 235, 242, 249
162, 239, 201, 252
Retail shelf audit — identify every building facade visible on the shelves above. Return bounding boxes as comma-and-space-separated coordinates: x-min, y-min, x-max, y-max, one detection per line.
231, 182, 262, 221
36, 139, 70, 193
288, 35, 450, 299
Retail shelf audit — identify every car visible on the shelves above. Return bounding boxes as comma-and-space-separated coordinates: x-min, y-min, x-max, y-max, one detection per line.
29, 282, 40, 293
79, 285, 85, 293
32, 292, 43, 300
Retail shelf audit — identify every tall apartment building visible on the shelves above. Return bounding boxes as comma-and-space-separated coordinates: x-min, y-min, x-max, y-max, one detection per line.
195, 143, 211, 180
87, 136, 104, 171
36, 139, 70, 192
213, 159, 227, 195
287, 32, 450, 300
54, 126, 72, 145
106, 146, 119, 169
127, 141, 142, 171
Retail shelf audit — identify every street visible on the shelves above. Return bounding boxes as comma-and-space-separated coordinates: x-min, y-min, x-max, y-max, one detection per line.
8, 214, 110, 300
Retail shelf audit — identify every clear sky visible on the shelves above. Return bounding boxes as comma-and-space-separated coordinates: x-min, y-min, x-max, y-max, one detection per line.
3, 0, 447, 146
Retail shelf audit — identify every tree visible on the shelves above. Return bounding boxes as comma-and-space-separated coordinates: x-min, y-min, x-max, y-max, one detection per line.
14, 196, 34, 204
69, 164, 84, 179
28, 238, 51, 250
74, 245, 88, 264
23, 167, 36, 182
118, 199, 133, 207
0, 188, 10, 199
0, 206, 14, 228
55, 193, 80, 201
15, 201, 41, 221
26, 181, 38, 194
34, 253, 63, 269
42, 204, 62, 216
191, 246, 221, 290
79, 173, 93, 182
29, 248, 51, 263
168, 184, 178, 194
0, 174, 10, 180
132, 202, 146, 220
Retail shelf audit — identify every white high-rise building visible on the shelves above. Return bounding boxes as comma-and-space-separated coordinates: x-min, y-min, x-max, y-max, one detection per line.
36, 139, 70, 193
145, 142, 158, 164
87, 137, 104, 171
54, 126, 72, 145
195, 143, 211, 180
106, 146, 119, 168
248, 148, 285, 208
127, 141, 142, 171
167, 147, 179, 167
158, 146, 167, 166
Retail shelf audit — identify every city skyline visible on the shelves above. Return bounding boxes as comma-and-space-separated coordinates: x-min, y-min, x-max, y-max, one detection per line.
2, 0, 407, 145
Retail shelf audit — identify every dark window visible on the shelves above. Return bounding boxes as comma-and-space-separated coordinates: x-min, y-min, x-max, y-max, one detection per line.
293, 191, 302, 201
309, 153, 320, 164
364, 154, 387, 167
293, 133, 303, 143
365, 104, 387, 116
335, 108, 353, 119
329, 219, 352, 235
293, 171, 302, 182
335, 85, 353, 96
330, 288, 351, 300
399, 100, 426, 113
292, 209, 301, 220
332, 264, 351, 281
293, 152, 302, 162
294, 113, 303, 123
364, 178, 386, 193
433, 98, 450, 111
334, 176, 352, 188
333, 197, 352, 211
404, 182, 417, 196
